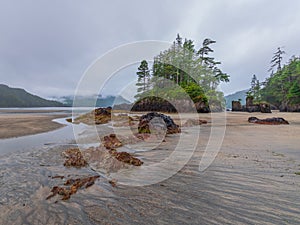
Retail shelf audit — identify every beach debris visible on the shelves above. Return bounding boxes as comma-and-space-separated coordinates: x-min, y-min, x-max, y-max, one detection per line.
248, 117, 289, 125
109, 179, 117, 187
109, 149, 143, 166
65, 118, 73, 123
51, 175, 65, 179
73, 107, 112, 125
103, 134, 123, 149
46, 175, 100, 201
183, 118, 208, 127
62, 148, 88, 168
138, 112, 180, 134
135, 133, 151, 141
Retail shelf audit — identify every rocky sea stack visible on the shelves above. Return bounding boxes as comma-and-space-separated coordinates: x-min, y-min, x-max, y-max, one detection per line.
131, 96, 210, 113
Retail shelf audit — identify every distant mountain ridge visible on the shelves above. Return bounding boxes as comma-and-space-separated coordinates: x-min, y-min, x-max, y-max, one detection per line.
224, 89, 249, 109
53, 95, 131, 107
0, 84, 64, 107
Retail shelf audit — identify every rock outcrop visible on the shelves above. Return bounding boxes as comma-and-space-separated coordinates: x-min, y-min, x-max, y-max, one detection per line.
74, 107, 112, 125
232, 101, 242, 111
248, 117, 289, 125
138, 112, 181, 134
245, 97, 271, 113
131, 96, 210, 113
259, 103, 272, 113
232, 97, 272, 113
279, 103, 300, 112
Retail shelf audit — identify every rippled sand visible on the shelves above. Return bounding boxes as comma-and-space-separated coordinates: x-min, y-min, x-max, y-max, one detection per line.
0, 112, 300, 224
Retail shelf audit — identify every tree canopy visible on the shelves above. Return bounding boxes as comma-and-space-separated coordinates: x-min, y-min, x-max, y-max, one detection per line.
248, 47, 300, 109
135, 34, 230, 109
135, 60, 150, 97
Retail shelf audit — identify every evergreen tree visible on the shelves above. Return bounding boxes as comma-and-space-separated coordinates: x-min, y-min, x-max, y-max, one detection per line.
247, 74, 261, 102
197, 38, 218, 67
175, 33, 182, 47
135, 34, 230, 109
288, 81, 300, 104
261, 53, 300, 108
269, 47, 286, 74
136, 60, 150, 95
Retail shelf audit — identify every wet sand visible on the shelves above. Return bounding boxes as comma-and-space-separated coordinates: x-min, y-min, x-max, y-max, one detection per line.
0, 110, 70, 139
0, 111, 299, 224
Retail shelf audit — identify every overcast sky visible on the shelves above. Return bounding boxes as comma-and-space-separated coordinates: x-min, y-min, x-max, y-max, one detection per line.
1, 0, 300, 99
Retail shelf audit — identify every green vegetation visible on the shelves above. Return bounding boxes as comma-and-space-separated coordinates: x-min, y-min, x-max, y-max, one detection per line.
246, 74, 261, 103
262, 55, 300, 108
135, 34, 229, 108
295, 172, 300, 175
0, 84, 64, 107
246, 48, 300, 109
136, 60, 150, 95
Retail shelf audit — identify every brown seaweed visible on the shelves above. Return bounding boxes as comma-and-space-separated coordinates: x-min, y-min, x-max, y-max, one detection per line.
46, 175, 100, 201
62, 148, 88, 168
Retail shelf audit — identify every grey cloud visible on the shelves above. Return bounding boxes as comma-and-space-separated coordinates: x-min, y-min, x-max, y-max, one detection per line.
0, 0, 300, 98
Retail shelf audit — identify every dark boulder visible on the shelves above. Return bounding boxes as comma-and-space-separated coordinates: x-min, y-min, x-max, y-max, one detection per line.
138, 112, 180, 134
248, 117, 289, 125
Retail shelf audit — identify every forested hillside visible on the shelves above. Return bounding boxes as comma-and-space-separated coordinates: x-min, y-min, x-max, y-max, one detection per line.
0, 84, 64, 107
247, 48, 300, 111
261, 56, 300, 110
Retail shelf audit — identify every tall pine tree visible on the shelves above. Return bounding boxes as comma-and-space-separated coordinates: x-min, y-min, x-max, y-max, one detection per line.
136, 60, 150, 95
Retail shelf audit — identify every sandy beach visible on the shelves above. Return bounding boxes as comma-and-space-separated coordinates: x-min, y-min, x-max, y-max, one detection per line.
0, 111, 299, 224
0, 110, 70, 139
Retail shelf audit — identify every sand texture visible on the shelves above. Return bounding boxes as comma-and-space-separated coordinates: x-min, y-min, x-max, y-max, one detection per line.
0, 110, 70, 139
0, 111, 299, 224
